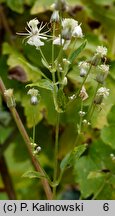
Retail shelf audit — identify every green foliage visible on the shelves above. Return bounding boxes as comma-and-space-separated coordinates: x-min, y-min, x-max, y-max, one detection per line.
6, 0, 24, 13
60, 144, 87, 173
74, 140, 115, 199
69, 40, 87, 63
26, 79, 54, 91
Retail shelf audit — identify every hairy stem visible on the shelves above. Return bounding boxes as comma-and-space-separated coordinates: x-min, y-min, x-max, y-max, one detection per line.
0, 77, 52, 200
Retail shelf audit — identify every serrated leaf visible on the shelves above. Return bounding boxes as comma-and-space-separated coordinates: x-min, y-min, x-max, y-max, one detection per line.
26, 79, 54, 91
69, 40, 87, 63
60, 144, 87, 173
22, 171, 46, 179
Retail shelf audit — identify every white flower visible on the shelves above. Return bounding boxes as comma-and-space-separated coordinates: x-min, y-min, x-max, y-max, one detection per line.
4, 89, 13, 97
96, 46, 107, 57
69, 94, 76, 100
27, 88, 39, 96
27, 35, 44, 47
98, 64, 109, 73
63, 58, 70, 65
50, 10, 59, 23
97, 87, 110, 98
62, 18, 78, 30
53, 36, 64, 46
17, 18, 49, 48
79, 86, 88, 101
53, 36, 70, 50
78, 61, 89, 77
72, 24, 83, 38
62, 18, 78, 40
79, 111, 86, 116
30, 96, 38, 105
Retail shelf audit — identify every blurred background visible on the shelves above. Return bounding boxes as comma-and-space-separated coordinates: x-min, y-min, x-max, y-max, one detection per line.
0, 0, 115, 200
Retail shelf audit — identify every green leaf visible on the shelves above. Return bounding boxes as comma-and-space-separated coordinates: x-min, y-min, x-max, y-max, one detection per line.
57, 89, 67, 113
26, 79, 54, 91
107, 105, 115, 125
60, 144, 87, 173
22, 171, 46, 179
60, 152, 71, 173
6, 0, 24, 13
31, 0, 54, 14
21, 95, 43, 128
0, 110, 11, 126
41, 58, 49, 70
69, 40, 87, 63
73, 140, 115, 199
93, 0, 114, 5
19, 58, 48, 79
101, 125, 115, 149
3, 43, 41, 82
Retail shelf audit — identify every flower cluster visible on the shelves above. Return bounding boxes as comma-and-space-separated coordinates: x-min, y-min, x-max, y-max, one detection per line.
78, 61, 90, 77
17, 18, 49, 48
53, 18, 83, 49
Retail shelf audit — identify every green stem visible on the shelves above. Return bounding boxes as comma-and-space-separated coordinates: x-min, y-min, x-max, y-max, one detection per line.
52, 23, 55, 68
53, 113, 60, 198
39, 47, 49, 67
76, 64, 92, 97
33, 113, 36, 144
74, 101, 83, 147
87, 82, 100, 121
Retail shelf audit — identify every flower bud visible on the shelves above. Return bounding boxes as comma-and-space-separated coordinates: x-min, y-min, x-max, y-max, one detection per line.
54, 0, 67, 12
72, 24, 83, 38
78, 61, 89, 77
96, 64, 109, 84
62, 77, 67, 86
79, 111, 86, 116
50, 10, 59, 23
94, 87, 109, 104
91, 46, 107, 66
4, 89, 16, 107
30, 96, 38, 105
4, 89, 13, 97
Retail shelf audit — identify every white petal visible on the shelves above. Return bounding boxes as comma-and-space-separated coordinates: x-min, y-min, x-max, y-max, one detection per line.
27, 35, 44, 47
72, 25, 83, 38
53, 37, 64, 46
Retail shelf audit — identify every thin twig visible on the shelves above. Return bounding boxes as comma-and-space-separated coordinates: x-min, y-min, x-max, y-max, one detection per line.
0, 77, 52, 199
